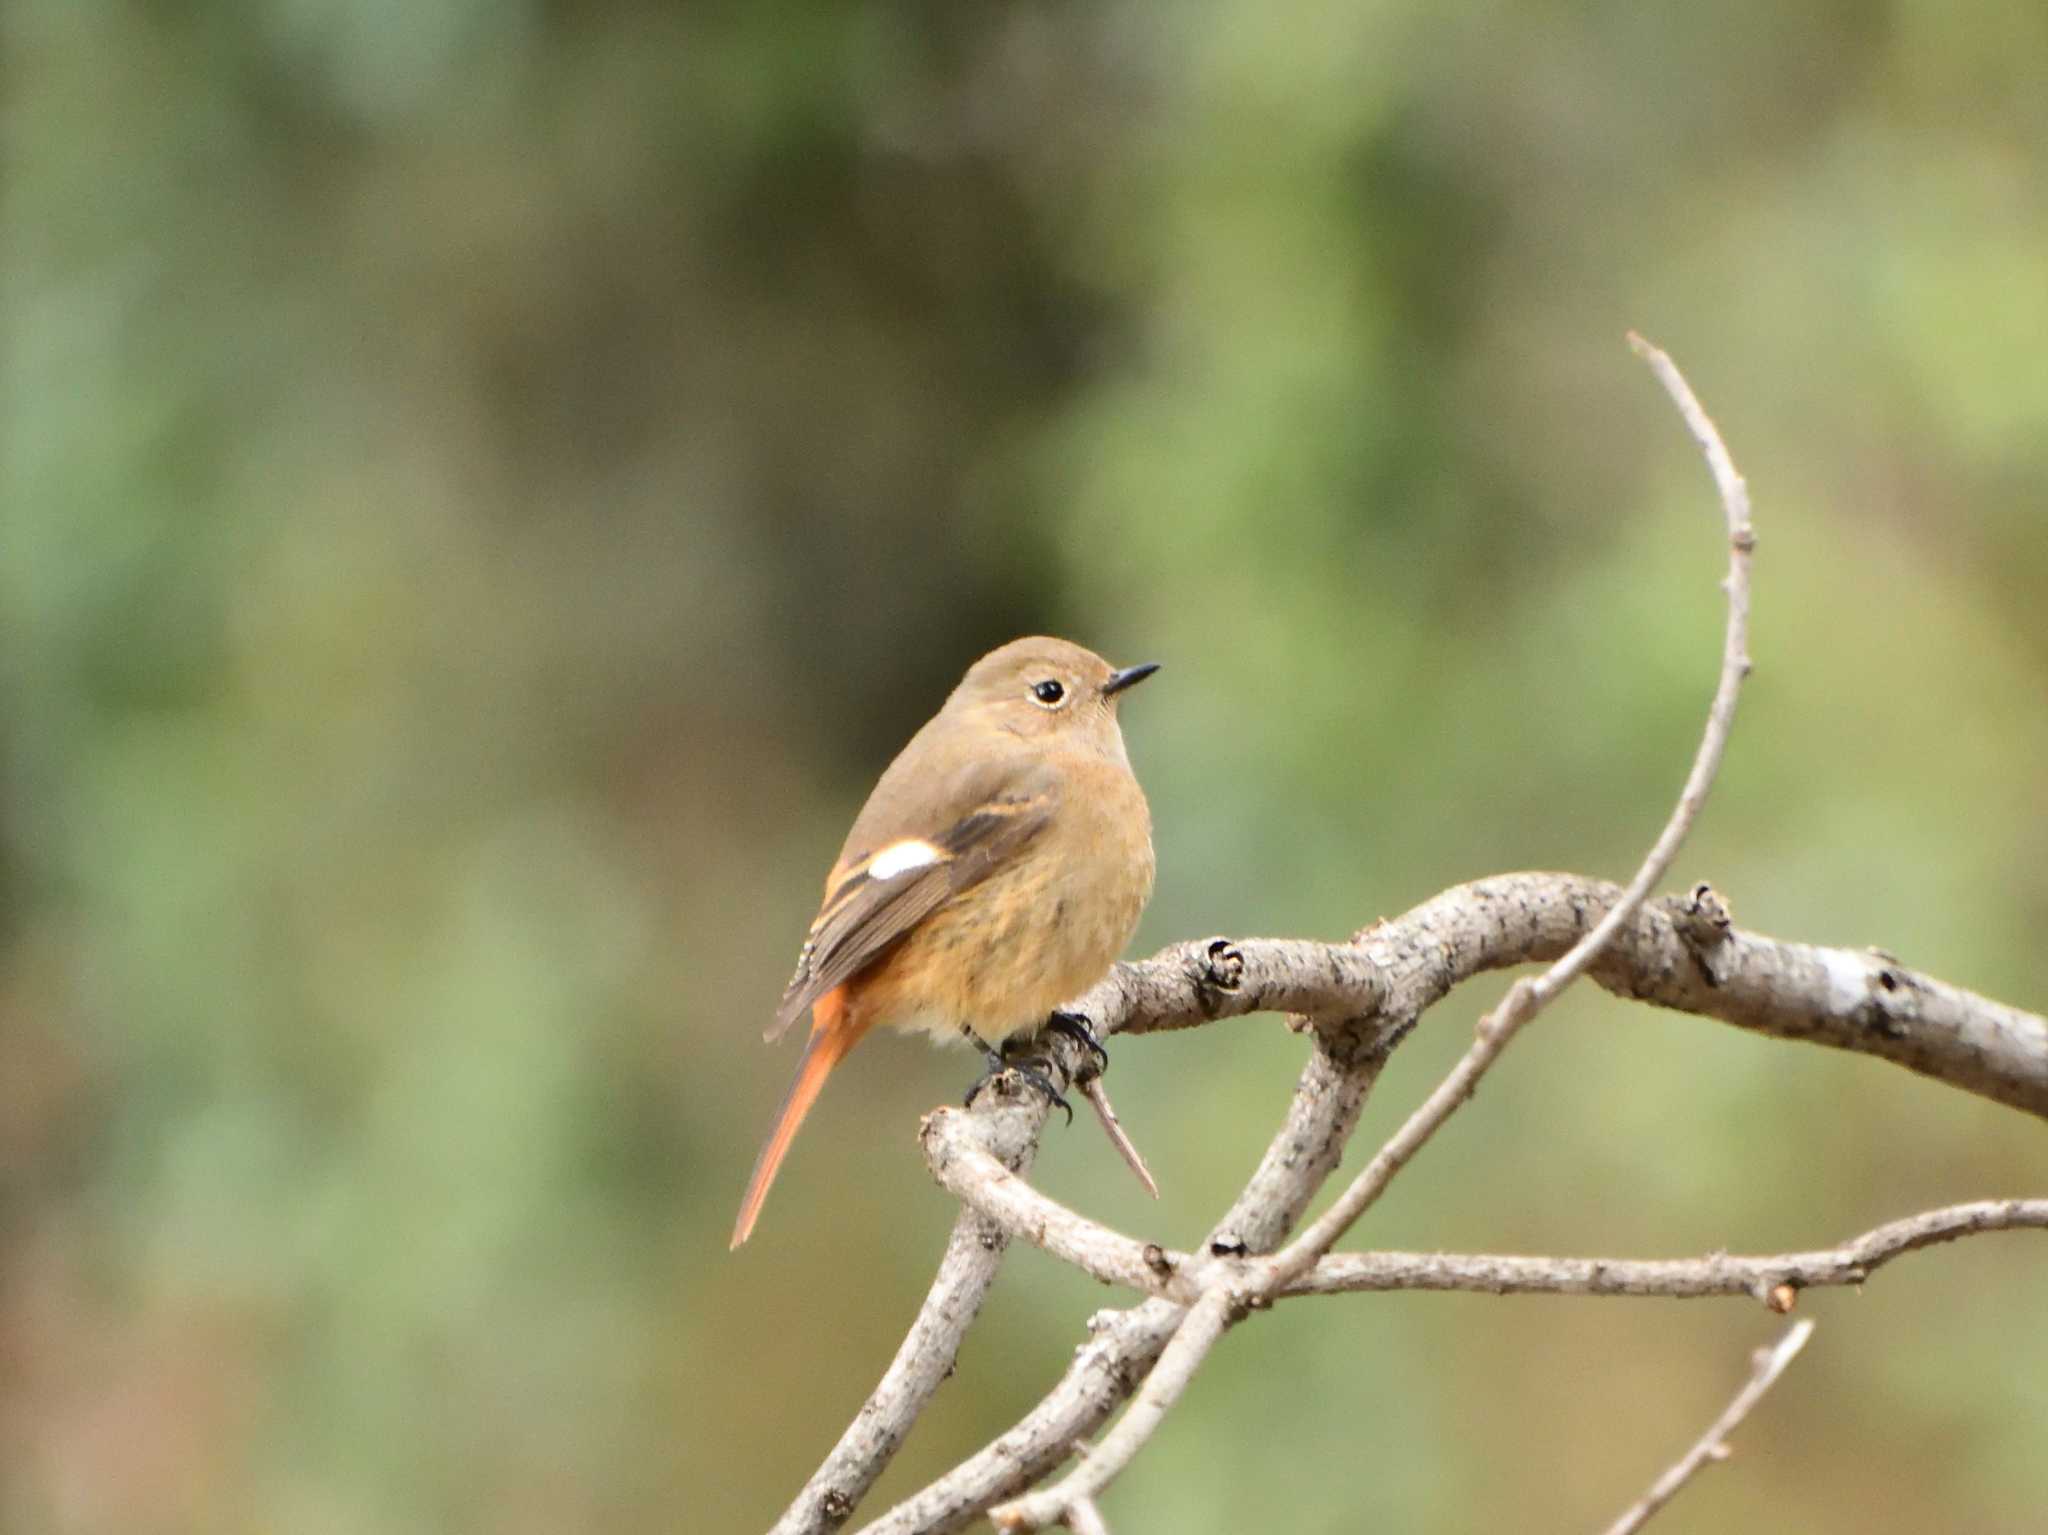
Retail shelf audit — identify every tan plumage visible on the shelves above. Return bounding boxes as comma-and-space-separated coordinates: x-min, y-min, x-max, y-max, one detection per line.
732, 637, 1157, 1247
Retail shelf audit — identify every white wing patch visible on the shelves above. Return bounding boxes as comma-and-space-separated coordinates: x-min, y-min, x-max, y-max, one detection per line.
867, 839, 946, 881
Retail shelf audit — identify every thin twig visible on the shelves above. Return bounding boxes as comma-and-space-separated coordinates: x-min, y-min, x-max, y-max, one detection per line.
1600, 1320, 1816, 1535
1265, 332, 1757, 1286
1293, 1198, 2048, 1301
862, 1025, 1395, 1534
1066, 1497, 1112, 1535
1077, 1075, 1160, 1199
854, 1303, 1184, 1535
925, 1117, 2048, 1306
992, 1288, 1236, 1532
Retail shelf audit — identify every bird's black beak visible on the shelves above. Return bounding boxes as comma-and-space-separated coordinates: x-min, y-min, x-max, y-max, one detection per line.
1101, 661, 1161, 698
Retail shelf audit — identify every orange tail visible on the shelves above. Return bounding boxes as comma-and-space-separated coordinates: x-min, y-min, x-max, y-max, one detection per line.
731, 987, 866, 1248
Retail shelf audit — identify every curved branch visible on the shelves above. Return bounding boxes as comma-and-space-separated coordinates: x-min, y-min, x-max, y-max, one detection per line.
923, 1114, 2048, 1307
920, 1111, 1196, 1302
769, 1083, 1058, 1534
1075, 936, 1386, 1040
1590, 881, 2048, 1117
1438, 873, 2048, 1120
1038, 875, 2048, 1121
1279, 331, 1758, 1280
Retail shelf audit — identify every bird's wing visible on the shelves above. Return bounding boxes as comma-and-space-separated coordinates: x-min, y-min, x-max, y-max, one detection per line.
765, 754, 1057, 1043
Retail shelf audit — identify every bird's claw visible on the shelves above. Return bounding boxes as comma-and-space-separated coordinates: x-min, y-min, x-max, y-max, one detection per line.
1045, 1010, 1109, 1075
966, 1049, 1073, 1124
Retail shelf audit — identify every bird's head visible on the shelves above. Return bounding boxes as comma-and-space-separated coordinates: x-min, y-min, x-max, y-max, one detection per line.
948, 636, 1159, 752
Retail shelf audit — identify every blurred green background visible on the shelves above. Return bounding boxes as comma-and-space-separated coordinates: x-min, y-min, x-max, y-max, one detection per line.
5, 2, 2046, 1532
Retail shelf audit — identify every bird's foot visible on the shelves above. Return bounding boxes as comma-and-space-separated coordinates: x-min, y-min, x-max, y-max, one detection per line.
964, 1042, 1073, 1124
1044, 1010, 1109, 1076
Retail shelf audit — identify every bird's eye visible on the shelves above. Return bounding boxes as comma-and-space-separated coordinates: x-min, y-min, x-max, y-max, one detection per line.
1030, 678, 1066, 707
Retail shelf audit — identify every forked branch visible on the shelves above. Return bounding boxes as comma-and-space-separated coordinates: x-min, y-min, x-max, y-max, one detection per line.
763, 342, 2048, 1535
987, 331, 1760, 1534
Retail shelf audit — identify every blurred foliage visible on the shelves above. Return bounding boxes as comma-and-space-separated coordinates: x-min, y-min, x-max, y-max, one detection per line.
3, 2, 2046, 1532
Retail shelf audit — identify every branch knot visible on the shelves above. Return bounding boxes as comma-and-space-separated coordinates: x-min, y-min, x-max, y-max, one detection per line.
1194, 939, 1245, 1014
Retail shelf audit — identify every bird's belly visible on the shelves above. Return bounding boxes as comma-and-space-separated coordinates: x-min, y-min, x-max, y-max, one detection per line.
859, 838, 1152, 1048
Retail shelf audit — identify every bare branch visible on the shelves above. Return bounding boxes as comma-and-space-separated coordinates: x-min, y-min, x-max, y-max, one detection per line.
861, 1024, 1396, 1534
1600, 1320, 1816, 1535
860, 884, 2048, 1533
1269, 333, 1759, 1280
1032, 876, 2048, 1120
1293, 1199, 2048, 1302
925, 1112, 2048, 1307
1077, 1075, 1159, 1199
992, 1287, 1235, 1532
919, 1109, 1192, 1300
1077, 936, 1386, 1040
1628, 330, 1757, 559
854, 1301, 1184, 1535
1404, 873, 2048, 1119
769, 1083, 1057, 1535
976, 332, 1763, 1534
1589, 880, 2048, 1117
801, 344, 2048, 1535
1397, 873, 2048, 1117
993, 880, 2048, 1123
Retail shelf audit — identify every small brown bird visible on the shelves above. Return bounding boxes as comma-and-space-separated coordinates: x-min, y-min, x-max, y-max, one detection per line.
731, 636, 1158, 1247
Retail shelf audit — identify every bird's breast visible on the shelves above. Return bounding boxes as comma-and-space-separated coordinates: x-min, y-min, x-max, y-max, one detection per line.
862, 758, 1153, 1048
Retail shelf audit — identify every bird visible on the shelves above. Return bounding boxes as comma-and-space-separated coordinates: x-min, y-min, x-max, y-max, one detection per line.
731, 636, 1159, 1248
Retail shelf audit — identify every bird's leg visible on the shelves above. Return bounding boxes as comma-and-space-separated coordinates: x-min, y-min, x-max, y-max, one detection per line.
1043, 1009, 1109, 1077
961, 1024, 1073, 1124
